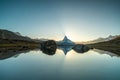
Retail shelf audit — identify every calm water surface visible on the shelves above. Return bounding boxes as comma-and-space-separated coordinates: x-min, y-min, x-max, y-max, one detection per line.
0, 49, 120, 80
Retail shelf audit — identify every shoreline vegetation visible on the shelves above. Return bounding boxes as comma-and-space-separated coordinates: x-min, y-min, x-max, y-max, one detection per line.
0, 39, 40, 52
0, 29, 40, 51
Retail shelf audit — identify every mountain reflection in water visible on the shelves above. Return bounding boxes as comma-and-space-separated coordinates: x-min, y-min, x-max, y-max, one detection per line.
0, 39, 119, 60
0, 45, 119, 60
0, 42, 90, 60
58, 44, 90, 55
93, 49, 119, 57
0, 49, 34, 60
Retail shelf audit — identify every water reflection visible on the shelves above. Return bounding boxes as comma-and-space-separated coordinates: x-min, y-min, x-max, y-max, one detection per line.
58, 45, 90, 55
0, 46, 118, 61
72, 44, 89, 53
93, 49, 119, 57
0, 41, 120, 80
40, 40, 90, 55
0, 49, 30, 60
57, 45, 73, 55
0, 43, 89, 60
0, 40, 119, 60
0, 49, 120, 80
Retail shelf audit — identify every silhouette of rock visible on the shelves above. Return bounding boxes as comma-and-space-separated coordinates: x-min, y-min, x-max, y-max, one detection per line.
40, 40, 57, 55
72, 44, 90, 53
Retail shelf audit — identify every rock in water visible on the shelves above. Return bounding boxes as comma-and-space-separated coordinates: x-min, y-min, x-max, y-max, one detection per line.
72, 44, 90, 53
40, 40, 57, 55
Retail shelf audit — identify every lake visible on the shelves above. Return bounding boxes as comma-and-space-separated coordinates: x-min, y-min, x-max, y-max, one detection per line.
0, 49, 120, 80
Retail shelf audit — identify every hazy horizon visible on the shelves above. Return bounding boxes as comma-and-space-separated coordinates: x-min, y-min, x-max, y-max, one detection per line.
0, 0, 120, 41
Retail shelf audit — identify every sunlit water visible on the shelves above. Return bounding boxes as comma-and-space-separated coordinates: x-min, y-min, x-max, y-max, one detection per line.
0, 49, 120, 80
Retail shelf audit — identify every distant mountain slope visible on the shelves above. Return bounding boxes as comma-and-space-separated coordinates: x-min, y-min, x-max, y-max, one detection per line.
83, 35, 119, 44
87, 36, 120, 55
0, 29, 32, 41
92, 36, 120, 45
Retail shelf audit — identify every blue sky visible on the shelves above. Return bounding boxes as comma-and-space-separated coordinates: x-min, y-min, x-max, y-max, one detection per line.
0, 0, 120, 41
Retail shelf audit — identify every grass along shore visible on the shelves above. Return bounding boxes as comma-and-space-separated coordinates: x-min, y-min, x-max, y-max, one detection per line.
0, 39, 40, 51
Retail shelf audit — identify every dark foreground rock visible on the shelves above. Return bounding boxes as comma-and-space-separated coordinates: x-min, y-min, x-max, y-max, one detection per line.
72, 44, 90, 53
40, 40, 57, 55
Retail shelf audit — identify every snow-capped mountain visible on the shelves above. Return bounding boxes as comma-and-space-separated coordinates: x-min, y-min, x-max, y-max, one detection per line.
57, 36, 75, 45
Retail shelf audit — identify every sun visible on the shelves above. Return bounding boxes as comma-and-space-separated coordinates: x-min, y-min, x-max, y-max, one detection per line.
65, 31, 81, 42
64, 29, 90, 42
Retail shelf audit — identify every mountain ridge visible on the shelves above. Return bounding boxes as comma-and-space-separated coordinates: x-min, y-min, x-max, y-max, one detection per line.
82, 35, 120, 44
0, 29, 32, 41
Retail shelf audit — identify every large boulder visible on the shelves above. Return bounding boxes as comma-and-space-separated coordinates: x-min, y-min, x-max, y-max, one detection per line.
72, 44, 90, 53
40, 40, 57, 55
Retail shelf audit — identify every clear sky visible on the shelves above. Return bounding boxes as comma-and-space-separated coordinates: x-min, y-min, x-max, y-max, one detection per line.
0, 0, 120, 41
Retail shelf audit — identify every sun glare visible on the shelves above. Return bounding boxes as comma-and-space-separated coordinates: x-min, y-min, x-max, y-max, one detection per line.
65, 30, 83, 42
